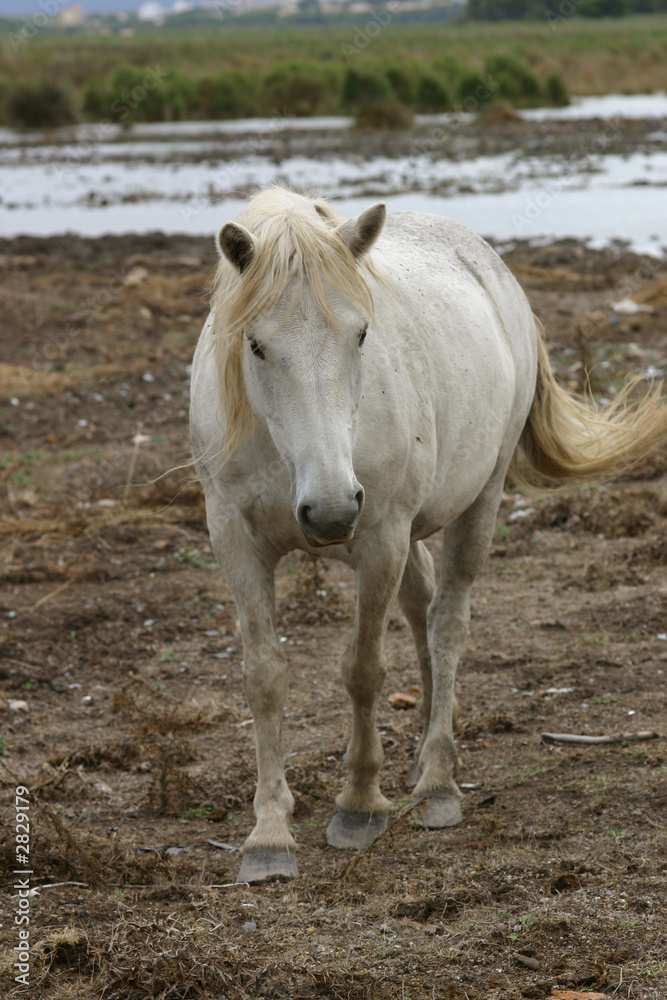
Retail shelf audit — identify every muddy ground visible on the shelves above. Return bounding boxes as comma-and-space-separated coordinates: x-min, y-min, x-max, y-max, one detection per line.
0, 229, 666, 1000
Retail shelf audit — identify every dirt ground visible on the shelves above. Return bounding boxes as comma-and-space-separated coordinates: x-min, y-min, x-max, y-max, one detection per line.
0, 229, 666, 1000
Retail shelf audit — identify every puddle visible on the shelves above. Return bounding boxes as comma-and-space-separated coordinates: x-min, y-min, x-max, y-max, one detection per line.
1, 95, 665, 253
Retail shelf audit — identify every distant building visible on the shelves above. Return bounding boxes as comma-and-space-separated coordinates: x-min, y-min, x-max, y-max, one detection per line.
58, 3, 84, 26
138, 1, 166, 22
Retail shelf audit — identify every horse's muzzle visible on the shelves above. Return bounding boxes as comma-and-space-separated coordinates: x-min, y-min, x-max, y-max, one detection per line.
296, 488, 364, 546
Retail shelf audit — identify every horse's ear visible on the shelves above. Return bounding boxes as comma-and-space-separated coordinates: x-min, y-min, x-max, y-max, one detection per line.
216, 222, 257, 274
335, 202, 386, 259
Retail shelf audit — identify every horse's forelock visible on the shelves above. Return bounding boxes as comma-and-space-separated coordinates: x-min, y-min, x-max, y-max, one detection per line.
210, 191, 376, 461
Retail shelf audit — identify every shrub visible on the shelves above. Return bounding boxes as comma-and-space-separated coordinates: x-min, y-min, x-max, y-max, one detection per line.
261, 62, 331, 116
544, 72, 569, 107
0, 76, 11, 126
82, 78, 111, 120
431, 55, 469, 96
385, 65, 414, 105
196, 71, 258, 120
4, 79, 78, 129
415, 73, 452, 112
457, 70, 497, 111
483, 54, 540, 106
342, 66, 390, 109
107, 65, 192, 123
354, 99, 413, 130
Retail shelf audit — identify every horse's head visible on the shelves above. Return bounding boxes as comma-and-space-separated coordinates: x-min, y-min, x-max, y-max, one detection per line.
217, 200, 386, 547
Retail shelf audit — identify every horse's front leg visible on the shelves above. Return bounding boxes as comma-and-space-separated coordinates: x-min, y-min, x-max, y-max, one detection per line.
326, 530, 410, 849
206, 500, 296, 884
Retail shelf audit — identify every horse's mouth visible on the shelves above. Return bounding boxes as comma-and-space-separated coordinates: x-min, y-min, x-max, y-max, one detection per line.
302, 530, 354, 548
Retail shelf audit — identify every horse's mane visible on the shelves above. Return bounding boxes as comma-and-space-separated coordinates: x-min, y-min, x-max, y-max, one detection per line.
209, 187, 377, 460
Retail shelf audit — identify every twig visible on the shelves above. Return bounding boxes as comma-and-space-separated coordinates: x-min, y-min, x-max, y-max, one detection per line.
35, 881, 89, 890
123, 427, 150, 507
541, 730, 660, 745
337, 799, 424, 880
28, 578, 72, 613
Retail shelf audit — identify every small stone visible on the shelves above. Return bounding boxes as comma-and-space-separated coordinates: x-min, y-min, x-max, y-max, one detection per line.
243, 920, 257, 931
514, 953, 540, 970
123, 265, 149, 287
8, 700, 29, 712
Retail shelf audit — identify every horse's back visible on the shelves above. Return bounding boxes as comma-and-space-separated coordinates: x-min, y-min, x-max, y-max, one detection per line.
379, 210, 531, 328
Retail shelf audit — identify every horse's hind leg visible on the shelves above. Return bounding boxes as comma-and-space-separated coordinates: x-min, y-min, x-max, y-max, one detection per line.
205, 496, 297, 884
326, 531, 410, 850
397, 541, 436, 786
412, 478, 504, 828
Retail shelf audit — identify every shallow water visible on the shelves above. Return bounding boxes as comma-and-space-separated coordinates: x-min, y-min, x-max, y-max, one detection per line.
1, 94, 666, 252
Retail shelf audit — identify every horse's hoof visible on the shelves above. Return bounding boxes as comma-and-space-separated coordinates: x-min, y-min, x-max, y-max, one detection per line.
236, 849, 298, 884
326, 810, 388, 849
412, 795, 462, 829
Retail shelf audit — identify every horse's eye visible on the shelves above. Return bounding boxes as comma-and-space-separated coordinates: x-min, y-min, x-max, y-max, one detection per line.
359, 324, 368, 347
250, 339, 265, 359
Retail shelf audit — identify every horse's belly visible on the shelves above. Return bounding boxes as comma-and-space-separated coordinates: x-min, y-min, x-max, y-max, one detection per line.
410, 488, 482, 541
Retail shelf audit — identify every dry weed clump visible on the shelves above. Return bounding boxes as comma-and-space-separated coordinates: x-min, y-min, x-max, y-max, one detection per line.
278, 555, 352, 628
32, 928, 97, 984
102, 915, 237, 999
529, 486, 667, 539
108, 678, 236, 816
0, 502, 200, 547
33, 802, 163, 887
0, 361, 144, 398
110, 676, 228, 735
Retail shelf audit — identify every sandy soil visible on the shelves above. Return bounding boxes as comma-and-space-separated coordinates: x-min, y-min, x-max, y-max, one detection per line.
0, 230, 666, 1000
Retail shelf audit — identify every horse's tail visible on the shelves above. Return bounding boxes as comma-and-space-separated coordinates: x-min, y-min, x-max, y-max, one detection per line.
508, 316, 667, 491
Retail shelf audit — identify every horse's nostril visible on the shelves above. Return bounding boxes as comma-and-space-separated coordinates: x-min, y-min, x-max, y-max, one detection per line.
355, 489, 365, 514
298, 504, 312, 528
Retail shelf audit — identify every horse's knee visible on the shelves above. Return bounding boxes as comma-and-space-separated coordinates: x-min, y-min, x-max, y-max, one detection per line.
340, 646, 386, 703
243, 651, 288, 713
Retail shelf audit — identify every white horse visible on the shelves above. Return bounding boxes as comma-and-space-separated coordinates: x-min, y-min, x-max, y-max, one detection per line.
190, 186, 666, 883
